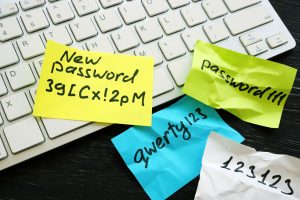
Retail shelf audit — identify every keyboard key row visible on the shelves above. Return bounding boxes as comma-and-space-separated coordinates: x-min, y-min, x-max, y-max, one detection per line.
0, 115, 91, 156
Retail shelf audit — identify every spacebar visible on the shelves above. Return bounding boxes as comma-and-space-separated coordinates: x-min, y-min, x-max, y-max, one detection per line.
224, 5, 273, 35
41, 118, 90, 139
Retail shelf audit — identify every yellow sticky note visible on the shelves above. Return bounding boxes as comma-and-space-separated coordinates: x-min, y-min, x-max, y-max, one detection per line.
33, 40, 154, 126
182, 40, 297, 128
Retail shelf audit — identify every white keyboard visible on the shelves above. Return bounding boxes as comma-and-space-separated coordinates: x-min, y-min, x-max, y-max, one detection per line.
0, 0, 296, 170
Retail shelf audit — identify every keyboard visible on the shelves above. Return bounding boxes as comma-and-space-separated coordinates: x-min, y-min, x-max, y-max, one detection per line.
0, 0, 296, 171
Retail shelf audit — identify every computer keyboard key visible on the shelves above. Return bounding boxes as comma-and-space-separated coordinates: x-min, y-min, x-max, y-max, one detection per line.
203, 21, 230, 43
119, 1, 146, 25
33, 58, 43, 76
158, 36, 186, 61
153, 67, 174, 97
202, 0, 228, 20
21, 9, 49, 33
181, 28, 208, 52
0, 43, 19, 69
1, 92, 32, 121
141, 0, 169, 17
224, 5, 273, 35
158, 12, 185, 35
0, 137, 7, 159
166, 0, 190, 9
71, 0, 99, 16
44, 26, 73, 45
6, 64, 36, 91
70, 18, 98, 42
245, 40, 268, 56
167, 54, 192, 87
20, 0, 46, 10
86, 37, 115, 53
266, 33, 288, 49
111, 28, 139, 52
46, 1, 75, 24
42, 118, 89, 139
181, 4, 207, 27
4, 117, 44, 154
135, 20, 163, 43
224, 0, 261, 12
95, 10, 122, 33
0, 17, 23, 42
0, 3, 19, 18
99, 0, 123, 8
0, 74, 8, 96
134, 44, 163, 66
17, 35, 45, 60
240, 32, 262, 47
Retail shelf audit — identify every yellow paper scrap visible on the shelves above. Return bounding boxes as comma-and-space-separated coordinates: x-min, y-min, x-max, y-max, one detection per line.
33, 40, 154, 126
182, 40, 297, 128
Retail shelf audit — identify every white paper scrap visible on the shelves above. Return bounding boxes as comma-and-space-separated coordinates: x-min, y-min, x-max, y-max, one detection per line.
195, 132, 300, 200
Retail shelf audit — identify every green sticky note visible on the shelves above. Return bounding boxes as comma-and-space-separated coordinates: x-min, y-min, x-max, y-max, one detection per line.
182, 40, 297, 128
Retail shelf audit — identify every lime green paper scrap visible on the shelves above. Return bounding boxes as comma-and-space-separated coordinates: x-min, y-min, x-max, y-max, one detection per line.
183, 40, 297, 128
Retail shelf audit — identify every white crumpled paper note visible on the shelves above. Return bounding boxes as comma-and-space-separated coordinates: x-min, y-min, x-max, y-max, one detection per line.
195, 132, 299, 200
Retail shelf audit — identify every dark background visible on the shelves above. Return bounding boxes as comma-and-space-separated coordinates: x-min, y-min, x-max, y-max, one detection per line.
0, 1, 299, 199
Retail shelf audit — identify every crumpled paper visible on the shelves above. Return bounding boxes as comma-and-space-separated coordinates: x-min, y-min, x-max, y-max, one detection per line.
195, 132, 300, 200
183, 40, 297, 128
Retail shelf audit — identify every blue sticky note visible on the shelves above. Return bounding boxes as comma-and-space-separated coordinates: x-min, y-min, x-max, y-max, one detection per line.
112, 96, 244, 199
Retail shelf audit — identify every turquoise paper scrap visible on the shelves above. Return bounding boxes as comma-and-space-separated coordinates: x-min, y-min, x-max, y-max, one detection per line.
111, 96, 244, 199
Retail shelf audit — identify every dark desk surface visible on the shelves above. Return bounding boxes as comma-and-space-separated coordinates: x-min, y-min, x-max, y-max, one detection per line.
0, 1, 299, 199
